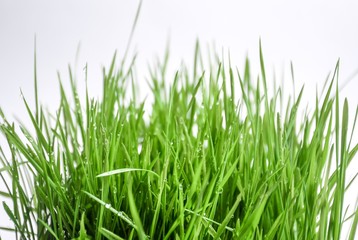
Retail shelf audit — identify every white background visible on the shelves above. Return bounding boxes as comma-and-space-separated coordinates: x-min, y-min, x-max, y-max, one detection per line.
1, 0, 358, 239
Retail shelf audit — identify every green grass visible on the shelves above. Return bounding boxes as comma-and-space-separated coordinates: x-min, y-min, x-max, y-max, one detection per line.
0, 41, 358, 240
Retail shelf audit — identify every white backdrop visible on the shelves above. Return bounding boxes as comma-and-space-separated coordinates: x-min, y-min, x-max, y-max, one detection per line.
1, 1, 358, 239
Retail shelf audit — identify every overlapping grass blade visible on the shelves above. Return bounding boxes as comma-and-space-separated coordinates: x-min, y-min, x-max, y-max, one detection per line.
0, 42, 357, 239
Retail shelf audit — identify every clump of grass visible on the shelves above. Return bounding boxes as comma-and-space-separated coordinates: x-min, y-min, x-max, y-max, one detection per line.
0, 42, 358, 240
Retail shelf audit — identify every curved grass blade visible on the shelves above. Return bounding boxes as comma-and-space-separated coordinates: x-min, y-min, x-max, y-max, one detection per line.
96, 168, 159, 178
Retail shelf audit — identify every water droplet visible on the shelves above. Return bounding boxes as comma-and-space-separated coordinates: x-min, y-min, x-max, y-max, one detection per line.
179, 117, 185, 125
105, 203, 111, 209
216, 187, 223, 195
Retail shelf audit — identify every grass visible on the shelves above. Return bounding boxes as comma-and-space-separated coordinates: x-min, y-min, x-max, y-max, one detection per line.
0, 41, 358, 239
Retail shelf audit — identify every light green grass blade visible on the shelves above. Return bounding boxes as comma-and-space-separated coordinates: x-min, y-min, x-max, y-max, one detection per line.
96, 168, 159, 178
99, 228, 125, 240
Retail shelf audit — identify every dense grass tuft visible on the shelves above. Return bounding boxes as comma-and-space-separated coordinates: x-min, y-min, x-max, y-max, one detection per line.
1, 43, 358, 239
